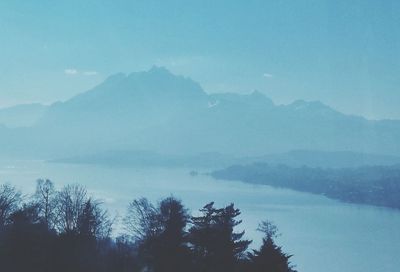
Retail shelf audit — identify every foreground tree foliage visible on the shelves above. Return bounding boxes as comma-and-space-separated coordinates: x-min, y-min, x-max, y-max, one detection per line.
248, 221, 294, 272
189, 202, 252, 272
0, 180, 296, 272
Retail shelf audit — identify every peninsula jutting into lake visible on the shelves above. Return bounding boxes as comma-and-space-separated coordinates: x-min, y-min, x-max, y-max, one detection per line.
1, 1, 400, 272
212, 163, 400, 209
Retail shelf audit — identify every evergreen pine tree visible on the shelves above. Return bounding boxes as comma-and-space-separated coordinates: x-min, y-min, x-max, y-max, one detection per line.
190, 202, 251, 272
248, 221, 296, 272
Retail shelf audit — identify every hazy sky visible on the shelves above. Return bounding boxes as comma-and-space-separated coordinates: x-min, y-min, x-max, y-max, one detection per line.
0, 0, 399, 119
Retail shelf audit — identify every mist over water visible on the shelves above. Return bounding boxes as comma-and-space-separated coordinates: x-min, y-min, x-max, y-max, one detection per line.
1, 67, 399, 271
1, 2, 400, 270
2, 159, 399, 272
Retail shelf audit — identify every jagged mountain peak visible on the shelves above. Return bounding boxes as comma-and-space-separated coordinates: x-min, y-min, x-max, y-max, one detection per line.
288, 99, 339, 114
55, 67, 207, 108
209, 90, 274, 109
8, 68, 399, 158
290, 99, 327, 109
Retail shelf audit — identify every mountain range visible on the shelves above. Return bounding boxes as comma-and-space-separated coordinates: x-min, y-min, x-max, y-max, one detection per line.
1, 67, 400, 162
0, 103, 47, 128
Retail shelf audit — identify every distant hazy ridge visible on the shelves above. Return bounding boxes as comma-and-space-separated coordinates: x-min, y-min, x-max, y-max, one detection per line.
1, 67, 400, 160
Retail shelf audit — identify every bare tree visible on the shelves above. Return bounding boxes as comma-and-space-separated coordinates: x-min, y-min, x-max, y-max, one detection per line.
0, 184, 22, 227
55, 184, 113, 239
55, 184, 88, 234
123, 197, 160, 241
33, 179, 57, 229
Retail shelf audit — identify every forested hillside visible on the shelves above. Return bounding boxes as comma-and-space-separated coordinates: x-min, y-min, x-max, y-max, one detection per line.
0, 181, 295, 272
212, 163, 400, 209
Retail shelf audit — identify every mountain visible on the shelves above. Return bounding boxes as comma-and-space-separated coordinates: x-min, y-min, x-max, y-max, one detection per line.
0, 103, 47, 128
1, 67, 400, 159
256, 150, 400, 168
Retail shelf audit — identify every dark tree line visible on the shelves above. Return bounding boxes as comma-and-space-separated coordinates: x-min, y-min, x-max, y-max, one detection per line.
0, 180, 296, 272
212, 163, 400, 209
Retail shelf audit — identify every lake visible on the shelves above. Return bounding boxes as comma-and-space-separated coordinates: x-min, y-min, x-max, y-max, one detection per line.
1, 159, 399, 272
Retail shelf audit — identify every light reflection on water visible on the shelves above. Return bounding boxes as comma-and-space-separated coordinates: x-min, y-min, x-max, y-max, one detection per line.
1, 160, 399, 272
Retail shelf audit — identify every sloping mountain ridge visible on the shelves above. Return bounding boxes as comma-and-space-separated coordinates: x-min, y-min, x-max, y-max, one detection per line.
0, 103, 48, 128
1, 67, 400, 159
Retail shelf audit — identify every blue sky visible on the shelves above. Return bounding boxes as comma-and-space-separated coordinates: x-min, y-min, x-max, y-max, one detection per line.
0, 0, 399, 119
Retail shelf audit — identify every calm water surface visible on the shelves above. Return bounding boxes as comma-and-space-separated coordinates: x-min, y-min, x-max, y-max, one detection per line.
1, 160, 399, 272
